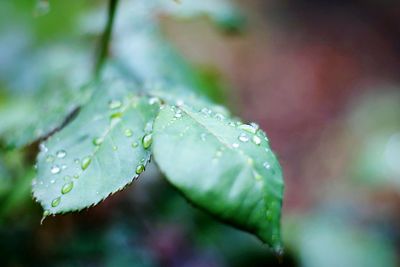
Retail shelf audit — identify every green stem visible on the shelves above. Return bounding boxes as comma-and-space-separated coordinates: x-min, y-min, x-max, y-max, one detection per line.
94, 0, 119, 77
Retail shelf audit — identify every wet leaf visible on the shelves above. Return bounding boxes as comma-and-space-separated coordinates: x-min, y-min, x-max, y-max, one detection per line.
33, 81, 159, 214
152, 104, 284, 251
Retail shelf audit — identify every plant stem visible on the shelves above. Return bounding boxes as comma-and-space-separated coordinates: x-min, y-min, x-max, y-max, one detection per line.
94, 0, 119, 77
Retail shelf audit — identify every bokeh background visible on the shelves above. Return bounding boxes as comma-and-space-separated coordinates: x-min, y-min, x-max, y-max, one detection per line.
1, 0, 400, 266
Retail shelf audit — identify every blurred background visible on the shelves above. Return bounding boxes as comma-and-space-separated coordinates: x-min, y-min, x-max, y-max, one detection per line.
1, 0, 400, 266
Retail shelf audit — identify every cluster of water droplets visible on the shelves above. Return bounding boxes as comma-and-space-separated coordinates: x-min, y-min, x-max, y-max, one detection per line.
39, 98, 157, 216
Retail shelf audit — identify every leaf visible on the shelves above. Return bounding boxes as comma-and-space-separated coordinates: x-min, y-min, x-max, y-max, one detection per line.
152, 104, 284, 252
158, 0, 245, 33
0, 44, 93, 148
33, 81, 160, 214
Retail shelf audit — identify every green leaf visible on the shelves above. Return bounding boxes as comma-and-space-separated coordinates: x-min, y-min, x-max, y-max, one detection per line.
158, 0, 245, 33
33, 82, 159, 215
0, 44, 93, 148
152, 104, 284, 252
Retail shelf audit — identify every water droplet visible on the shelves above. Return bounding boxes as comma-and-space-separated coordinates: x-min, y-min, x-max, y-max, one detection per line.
201, 108, 212, 116
46, 155, 55, 163
136, 164, 145, 174
214, 113, 225, 120
176, 99, 184, 106
124, 129, 133, 137
174, 110, 182, 118
250, 122, 260, 131
201, 133, 207, 141
238, 133, 249, 142
132, 142, 139, 148
61, 182, 74, 194
264, 162, 271, 169
142, 134, 153, 149
50, 165, 61, 174
50, 179, 55, 184
252, 135, 262, 145
149, 97, 162, 105
56, 150, 67, 159
73, 174, 79, 179
40, 143, 48, 153
238, 124, 257, 134
51, 197, 61, 207
93, 137, 104, 146
232, 143, 239, 148
61, 164, 67, 170
110, 112, 122, 121
108, 100, 122, 109
81, 156, 92, 170
253, 170, 262, 180
74, 159, 80, 164
112, 145, 118, 151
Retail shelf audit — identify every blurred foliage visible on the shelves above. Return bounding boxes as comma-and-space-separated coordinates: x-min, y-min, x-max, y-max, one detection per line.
1, 0, 400, 266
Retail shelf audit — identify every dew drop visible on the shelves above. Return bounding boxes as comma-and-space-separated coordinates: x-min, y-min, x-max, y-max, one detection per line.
263, 162, 271, 169
50, 179, 55, 184
110, 112, 122, 121
50, 165, 61, 174
174, 110, 182, 118
108, 100, 122, 109
40, 143, 48, 153
51, 197, 61, 207
200, 133, 207, 141
124, 129, 133, 137
46, 155, 55, 163
73, 174, 79, 179
238, 124, 257, 134
149, 97, 162, 105
74, 159, 80, 164
232, 143, 239, 148
61, 182, 74, 194
253, 170, 262, 180
142, 134, 153, 149
112, 145, 118, 151
238, 133, 249, 142
252, 135, 262, 145
176, 99, 184, 106
201, 108, 212, 116
132, 142, 139, 148
81, 156, 92, 170
56, 150, 67, 159
136, 164, 145, 174
93, 137, 104, 146
214, 113, 225, 120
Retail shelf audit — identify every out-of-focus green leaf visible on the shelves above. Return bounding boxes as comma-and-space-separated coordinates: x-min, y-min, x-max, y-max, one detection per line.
33, 81, 160, 214
152, 104, 284, 251
348, 90, 400, 188
158, 0, 245, 33
296, 217, 397, 267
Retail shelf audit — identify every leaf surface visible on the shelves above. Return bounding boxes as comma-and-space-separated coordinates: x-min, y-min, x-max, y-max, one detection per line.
33, 82, 159, 214
152, 104, 284, 251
